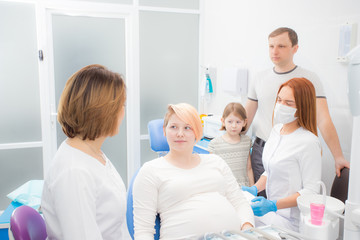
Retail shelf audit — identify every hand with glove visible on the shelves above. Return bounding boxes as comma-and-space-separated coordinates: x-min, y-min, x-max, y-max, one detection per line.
250, 196, 277, 216
241, 185, 258, 196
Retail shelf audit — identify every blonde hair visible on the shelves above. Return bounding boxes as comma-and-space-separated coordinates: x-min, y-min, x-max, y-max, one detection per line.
163, 103, 203, 142
220, 102, 247, 132
58, 64, 126, 140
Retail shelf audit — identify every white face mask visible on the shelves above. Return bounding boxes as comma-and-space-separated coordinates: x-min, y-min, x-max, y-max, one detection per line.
273, 103, 297, 125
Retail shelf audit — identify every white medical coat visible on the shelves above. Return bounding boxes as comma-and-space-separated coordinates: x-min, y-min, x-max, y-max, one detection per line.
258, 124, 321, 230
41, 140, 131, 240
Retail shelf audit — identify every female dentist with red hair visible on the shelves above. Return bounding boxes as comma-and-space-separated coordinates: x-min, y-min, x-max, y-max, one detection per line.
243, 78, 322, 231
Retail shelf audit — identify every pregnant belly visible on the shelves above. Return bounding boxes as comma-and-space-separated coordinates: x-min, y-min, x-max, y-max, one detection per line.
159, 192, 241, 239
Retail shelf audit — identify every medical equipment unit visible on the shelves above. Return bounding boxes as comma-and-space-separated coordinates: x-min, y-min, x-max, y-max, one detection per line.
295, 44, 360, 240
344, 44, 360, 240
202, 115, 224, 139
291, 44, 360, 240
201, 225, 313, 240
297, 181, 345, 240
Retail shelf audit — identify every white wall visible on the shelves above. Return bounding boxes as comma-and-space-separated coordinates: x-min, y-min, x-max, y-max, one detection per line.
201, 0, 360, 192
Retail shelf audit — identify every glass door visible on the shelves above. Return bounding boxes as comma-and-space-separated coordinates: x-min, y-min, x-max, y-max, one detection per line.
139, 10, 200, 164
47, 11, 129, 183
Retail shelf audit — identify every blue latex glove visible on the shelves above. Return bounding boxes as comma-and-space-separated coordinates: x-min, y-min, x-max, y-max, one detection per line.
241, 185, 258, 196
251, 196, 277, 216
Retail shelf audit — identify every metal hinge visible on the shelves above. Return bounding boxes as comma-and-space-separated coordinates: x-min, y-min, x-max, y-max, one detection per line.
38, 50, 44, 61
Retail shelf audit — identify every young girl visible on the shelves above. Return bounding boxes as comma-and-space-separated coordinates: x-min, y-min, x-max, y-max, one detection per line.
208, 102, 254, 187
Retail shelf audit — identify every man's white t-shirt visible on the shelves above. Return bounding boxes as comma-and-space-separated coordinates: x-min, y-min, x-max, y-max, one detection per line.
248, 66, 325, 141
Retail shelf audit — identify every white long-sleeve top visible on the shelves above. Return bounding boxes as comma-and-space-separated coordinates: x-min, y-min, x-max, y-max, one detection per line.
41, 140, 131, 240
133, 154, 254, 240
262, 124, 321, 226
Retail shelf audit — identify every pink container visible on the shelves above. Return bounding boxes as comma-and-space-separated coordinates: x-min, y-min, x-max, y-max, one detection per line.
310, 203, 325, 225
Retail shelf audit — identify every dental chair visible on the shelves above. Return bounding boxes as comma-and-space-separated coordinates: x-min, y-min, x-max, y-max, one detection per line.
330, 167, 350, 204
126, 169, 160, 240
10, 205, 47, 240
148, 119, 169, 157
330, 167, 349, 238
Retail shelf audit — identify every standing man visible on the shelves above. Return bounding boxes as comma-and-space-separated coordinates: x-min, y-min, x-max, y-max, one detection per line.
245, 27, 349, 194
